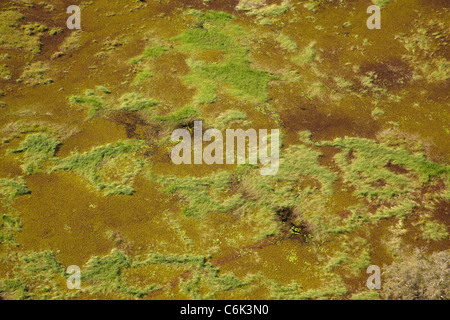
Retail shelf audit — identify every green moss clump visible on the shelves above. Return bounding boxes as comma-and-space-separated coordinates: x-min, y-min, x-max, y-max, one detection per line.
275, 34, 298, 52
422, 221, 448, 241
129, 45, 168, 64
18, 62, 52, 85
321, 137, 449, 200
172, 28, 234, 51
214, 109, 248, 129
82, 249, 160, 298
132, 67, 153, 85
154, 104, 199, 123
95, 86, 111, 94
0, 11, 42, 53
292, 42, 316, 65
185, 10, 234, 25
59, 30, 82, 52
8, 133, 60, 174
186, 60, 278, 103
135, 251, 247, 300
68, 90, 107, 118
0, 178, 30, 200
51, 140, 146, 195
154, 170, 243, 216
118, 93, 158, 112
0, 64, 12, 80
0, 251, 71, 300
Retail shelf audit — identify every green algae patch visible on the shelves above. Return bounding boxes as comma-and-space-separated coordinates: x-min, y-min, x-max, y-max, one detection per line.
51, 140, 146, 195
0, 178, 29, 246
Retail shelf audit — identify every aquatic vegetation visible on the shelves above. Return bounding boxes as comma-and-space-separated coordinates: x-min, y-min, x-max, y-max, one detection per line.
171, 10, 277, 104
0, 121, 78, 145
213, 109, 249, 130
372, 0, 391, 9
350, 291, 381, 300
18, 62, 52, 85
421, 221, 448, 241
318, 136, 449, 200
268, 271, 347, 300
21, 23, 48, 36
68, 89, 108, 118
95, 85, 111, 94
0, 64, 12, 80
83, 249, 160, 298
292, 42, 317, 65
132, 66, 154, 85
118, 93, 158, 112
173, 28, 235, 52
0, 251, 73, 300
59, 30, 82, 52
69, 88, 158, 117
0, 212, 22, 246
152, 170, 244, 216
135, 251, 248, 300
8, 133, 60, 175
0, 178, 30, 201
51, 140, 146, 195
129, 45, 168, 64
186, 60, 278, 103
154, 104, 199, 124
0, 11, 41, 53
275, 34, 298, 53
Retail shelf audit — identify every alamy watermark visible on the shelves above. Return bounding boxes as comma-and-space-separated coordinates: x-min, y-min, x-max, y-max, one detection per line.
367, 5, 381, 30
366, 265, 381, 290
66, 265, 81, 290
170, 121, 280, 175
67, 5, 81, 30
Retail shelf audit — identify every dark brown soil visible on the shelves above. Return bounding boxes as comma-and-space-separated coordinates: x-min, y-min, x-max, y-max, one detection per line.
360, 57, 413, 89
